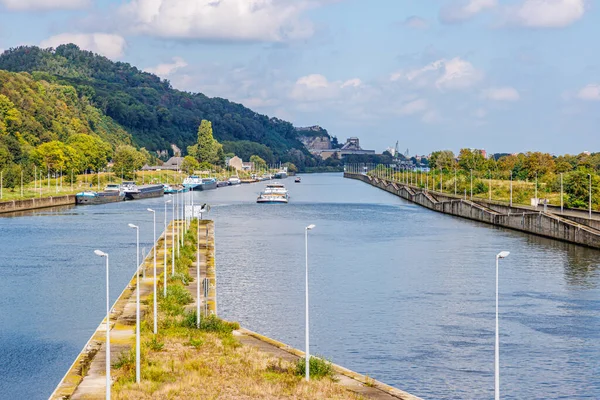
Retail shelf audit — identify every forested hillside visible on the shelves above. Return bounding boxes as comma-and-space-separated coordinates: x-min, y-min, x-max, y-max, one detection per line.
0, 69, 132, 172
0, 45, 312, 163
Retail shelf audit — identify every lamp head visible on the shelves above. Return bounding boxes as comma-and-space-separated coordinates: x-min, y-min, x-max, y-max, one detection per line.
147, 208, 155, 212
306, 224, 316, 230
165, 199, 172, 204
128, 223, 138, 229
94, 250, 107, 257
497, 251, 510, 259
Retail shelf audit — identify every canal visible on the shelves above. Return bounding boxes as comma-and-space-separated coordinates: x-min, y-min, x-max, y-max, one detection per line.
1, 173, 599, 399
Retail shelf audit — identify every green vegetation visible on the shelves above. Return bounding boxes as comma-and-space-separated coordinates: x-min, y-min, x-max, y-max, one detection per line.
295, 356, 336, 380
0, 45, 314, 165
369, 148, 600, 210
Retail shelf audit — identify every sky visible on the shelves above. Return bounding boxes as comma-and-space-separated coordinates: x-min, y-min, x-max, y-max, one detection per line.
0, 0, 599, 156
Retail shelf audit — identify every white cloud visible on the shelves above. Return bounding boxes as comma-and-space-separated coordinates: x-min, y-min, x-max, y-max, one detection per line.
508, 0, 585, 28
117, 0, 334, 42
577, 84, 600, 101
482, 86, 520, 101
145, 57, 188, 77
403, 16, 429, 29
290, 74, 363, 102
40, 33, 126, 59
399, 98, 429, 115
440, 0, 497, 23
391, 57, 483, 91
0, 0, 88, 11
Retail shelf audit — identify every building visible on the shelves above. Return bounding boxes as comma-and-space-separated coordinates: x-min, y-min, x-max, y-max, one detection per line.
141, 156, 183, 171
242, 162, 254, 171
227, 156, 243, 171
317, 137, 375, 160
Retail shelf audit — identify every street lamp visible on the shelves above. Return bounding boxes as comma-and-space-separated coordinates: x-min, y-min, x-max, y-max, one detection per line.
171, 196, 175, 276
588, 174, 592, 220
560, 173, 564, 214
127, 224, 141, 384
304, 224, 316, 381
470, 169, 473, 200
164, 200, 172, 298
94, 249, 111, 400
147, 208, 158, 334
510, 172, 513, 207
495, 251, 510, 400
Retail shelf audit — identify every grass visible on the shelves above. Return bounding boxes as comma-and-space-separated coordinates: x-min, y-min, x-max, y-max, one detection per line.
111, 219, 363, 399
295, 356, 336, 380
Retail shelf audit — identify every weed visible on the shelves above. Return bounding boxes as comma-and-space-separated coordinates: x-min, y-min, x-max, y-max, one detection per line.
186, 337, 204, 349
295, 355, 335, 380
147, 336, 164, 351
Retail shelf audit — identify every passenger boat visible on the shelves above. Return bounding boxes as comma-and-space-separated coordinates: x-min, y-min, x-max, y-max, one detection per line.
228, 175, 241, 185
257, 183, 289, 204
122, 181, 164, 200
76, 184, 124, 205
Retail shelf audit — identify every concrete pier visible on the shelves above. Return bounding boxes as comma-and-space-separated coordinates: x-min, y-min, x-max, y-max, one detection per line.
346, 173, 600, 249
0, 194, 75, 214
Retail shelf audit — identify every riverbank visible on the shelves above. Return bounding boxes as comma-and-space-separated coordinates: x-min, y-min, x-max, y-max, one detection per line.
0, 194, 75, 214
346, 172, 600, 249
51, 217, 421, 400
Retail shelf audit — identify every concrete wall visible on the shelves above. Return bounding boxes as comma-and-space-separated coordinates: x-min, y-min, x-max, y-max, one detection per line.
347, 173, 600, 249
0, 195, 76, 214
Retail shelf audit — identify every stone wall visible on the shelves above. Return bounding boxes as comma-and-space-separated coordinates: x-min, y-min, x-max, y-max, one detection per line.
346, 173, 600, 249
0, 195, 76, 214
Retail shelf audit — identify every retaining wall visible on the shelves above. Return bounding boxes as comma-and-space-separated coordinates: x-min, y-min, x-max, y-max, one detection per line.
347, 173, 600, 249
0, 195, 76, 214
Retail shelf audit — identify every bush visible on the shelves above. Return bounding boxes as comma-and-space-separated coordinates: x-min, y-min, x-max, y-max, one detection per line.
295, 355, 335, 380
181, 312, 240, 333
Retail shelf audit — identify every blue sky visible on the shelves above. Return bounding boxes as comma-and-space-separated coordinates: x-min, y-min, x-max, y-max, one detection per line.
0, 0, 598, 156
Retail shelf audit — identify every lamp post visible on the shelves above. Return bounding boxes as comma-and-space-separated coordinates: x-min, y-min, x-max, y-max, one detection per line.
495, 251, 510, 400
147, 208, 158, 334
560, 173, 564, 214
588, 174, 592, 220
127, 224, 141, 384
488, 170, 492, 201
172, 196, 175, 276
164, 200, 172, 297
470, 169, 473, 200
94, 250, 111, 400
454, 168, 457, 196
535, 172, 538, 208
510, 172, 513, 207
196, 217, 201, 328
304, 224, 316, 381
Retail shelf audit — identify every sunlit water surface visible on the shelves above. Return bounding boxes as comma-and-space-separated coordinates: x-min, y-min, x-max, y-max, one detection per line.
1, 173, 599, 399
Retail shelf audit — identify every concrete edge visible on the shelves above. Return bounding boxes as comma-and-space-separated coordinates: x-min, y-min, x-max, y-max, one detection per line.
237, 327, 423, 400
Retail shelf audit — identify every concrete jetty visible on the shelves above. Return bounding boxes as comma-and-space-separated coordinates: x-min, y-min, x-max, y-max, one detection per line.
50, 217, 422, 400
346, 172, 600, 249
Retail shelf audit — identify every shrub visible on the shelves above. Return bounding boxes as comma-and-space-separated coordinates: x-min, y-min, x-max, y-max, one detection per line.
295, 355, 335, 380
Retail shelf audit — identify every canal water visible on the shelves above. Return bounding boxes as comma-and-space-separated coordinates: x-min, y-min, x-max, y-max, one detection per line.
1, 173, 599, 399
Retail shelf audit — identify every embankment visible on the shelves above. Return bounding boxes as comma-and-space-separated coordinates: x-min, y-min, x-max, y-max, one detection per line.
346, 173, 600, 249
0, 195, 75, 214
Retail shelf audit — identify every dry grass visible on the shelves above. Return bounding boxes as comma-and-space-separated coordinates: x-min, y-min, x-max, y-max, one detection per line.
112, 330, 363, 400
112, 219, 363, 400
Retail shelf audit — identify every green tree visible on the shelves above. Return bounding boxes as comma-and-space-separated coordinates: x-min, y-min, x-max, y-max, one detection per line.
565, 170, 599, 209
30, 140, 81, 173
67, 134, 112, 172
458, 148, 485, 172
250, 155, 267, 170
1, 163, 23, 190
429, 150, 455, 171
112, 145, 146, 179
181, 156, 199, 174
195, 120, 221, 164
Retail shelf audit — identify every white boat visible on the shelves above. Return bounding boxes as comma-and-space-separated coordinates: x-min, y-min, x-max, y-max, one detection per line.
257, 182, 289, 204
228, 176, 241, 185
183, 175, 202, 191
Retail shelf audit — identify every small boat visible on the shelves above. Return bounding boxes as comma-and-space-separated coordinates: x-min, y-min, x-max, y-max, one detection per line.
217, 180, 230, 188
183, 175, 202, 191
295, 177, 301, 183
122, 181, 164, 200
76, 184, 124, 205
228, 176, 241, 185
257, 182, 289, 204
163, 184, 178, 194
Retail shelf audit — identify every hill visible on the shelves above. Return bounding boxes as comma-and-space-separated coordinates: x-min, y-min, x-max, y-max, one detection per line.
0, 69, 132, 171
0, 45, 312, 165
